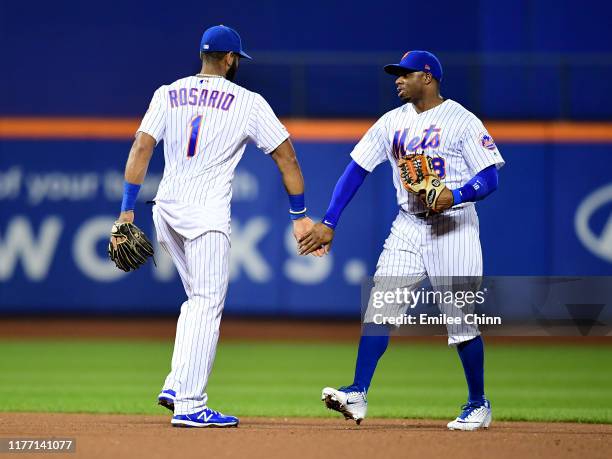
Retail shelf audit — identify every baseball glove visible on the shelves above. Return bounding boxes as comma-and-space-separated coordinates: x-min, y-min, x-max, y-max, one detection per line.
397, 153, 445, 211
108, 221, 154, 272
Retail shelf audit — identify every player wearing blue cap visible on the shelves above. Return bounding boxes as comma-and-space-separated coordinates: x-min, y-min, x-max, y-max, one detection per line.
300, 50, 504, 430
115, 25, 316, 428
197, 25, 252, 81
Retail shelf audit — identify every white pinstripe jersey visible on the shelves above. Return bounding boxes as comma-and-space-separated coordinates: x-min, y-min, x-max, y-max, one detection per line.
351, 99, 505, 214
137, 75, 289, 235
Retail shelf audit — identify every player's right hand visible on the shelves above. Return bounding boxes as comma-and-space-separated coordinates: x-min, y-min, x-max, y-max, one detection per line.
292, 217, 325, 257
298, 222, 334, 256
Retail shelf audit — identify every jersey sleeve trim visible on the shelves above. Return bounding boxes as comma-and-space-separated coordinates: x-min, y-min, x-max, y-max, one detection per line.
135, 129, 160, 143
261, 132, 290, 154
349, 151, 377, 172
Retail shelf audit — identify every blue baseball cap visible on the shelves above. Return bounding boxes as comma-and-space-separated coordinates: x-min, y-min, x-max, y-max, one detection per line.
384, 50, 443, 81
200, 25, 252, 60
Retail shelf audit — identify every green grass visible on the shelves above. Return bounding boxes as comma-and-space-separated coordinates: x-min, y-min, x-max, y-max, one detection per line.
0, 340, 610, 423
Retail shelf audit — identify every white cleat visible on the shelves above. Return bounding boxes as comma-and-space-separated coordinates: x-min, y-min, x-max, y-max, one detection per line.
447, 399, 492, 431
321, 386, 367, 425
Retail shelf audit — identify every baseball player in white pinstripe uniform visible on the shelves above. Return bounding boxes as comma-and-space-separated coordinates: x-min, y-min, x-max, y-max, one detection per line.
114, 25, 316, 428
300, 50, 504, 430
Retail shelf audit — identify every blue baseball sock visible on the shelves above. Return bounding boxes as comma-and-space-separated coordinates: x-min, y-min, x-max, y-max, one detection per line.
456, 335, 485, 404
352, 324, 390, 393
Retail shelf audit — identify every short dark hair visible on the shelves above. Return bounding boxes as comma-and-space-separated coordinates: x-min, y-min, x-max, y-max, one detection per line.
200, 51, 231, 62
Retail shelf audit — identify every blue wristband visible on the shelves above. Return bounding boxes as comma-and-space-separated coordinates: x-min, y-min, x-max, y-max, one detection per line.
290, 212, 307, 220
121, 181, 141, 212
288, 193, 307, 220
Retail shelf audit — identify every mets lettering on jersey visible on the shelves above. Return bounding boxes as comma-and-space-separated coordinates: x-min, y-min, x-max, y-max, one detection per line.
392, 124, 441, 158
351, 99, 504, 215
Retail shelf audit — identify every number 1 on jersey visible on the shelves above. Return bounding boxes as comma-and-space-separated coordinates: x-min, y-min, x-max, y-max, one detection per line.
187, 115, 203, 158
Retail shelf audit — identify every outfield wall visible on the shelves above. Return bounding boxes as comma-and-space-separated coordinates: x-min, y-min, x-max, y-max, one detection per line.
1, 122, 611, 315
2, 0, 611, 119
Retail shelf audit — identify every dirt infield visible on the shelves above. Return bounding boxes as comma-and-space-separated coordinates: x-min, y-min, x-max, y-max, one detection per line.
1, 413, 610, 459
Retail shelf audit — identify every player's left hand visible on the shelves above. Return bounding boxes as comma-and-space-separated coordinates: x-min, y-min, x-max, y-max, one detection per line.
431, 187, 454, 212
108, 217, 155, 272
110, 211, 135, 250
418, 185, 454, 213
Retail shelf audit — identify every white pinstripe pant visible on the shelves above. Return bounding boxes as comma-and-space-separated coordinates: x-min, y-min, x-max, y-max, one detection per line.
153, 206, 230, 415
365, 205, 483, 345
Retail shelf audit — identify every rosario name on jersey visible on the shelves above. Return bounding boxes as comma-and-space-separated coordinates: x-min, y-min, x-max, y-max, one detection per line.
137, 75, 289, 224
350, 99, 505, 214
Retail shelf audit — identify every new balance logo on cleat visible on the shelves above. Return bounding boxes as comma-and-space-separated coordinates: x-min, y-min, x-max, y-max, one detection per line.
197, 411, 215, 423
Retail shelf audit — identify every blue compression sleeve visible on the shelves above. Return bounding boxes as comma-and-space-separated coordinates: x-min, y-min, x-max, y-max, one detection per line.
451, 165, 499, 206
322, 160, 369, 229
288, 193, 307, 220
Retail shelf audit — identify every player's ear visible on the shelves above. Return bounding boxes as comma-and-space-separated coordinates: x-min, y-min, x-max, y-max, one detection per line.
423, 72, 433, 85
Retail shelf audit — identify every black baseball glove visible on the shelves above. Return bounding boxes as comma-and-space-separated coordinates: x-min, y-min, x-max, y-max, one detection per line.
108, 221, 154, 272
